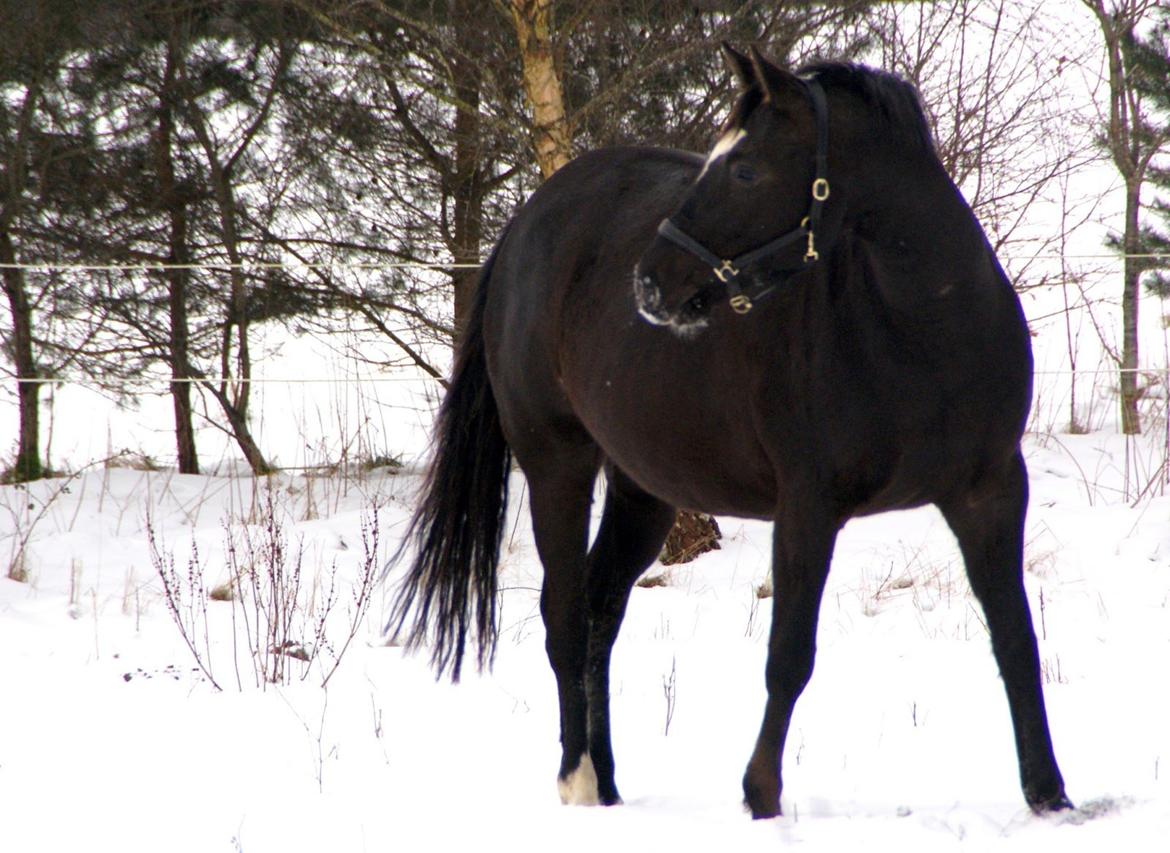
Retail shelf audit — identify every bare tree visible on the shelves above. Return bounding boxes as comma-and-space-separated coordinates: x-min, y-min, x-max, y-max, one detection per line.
501, 0, 572, 178
175, 32, 298, 473
280, 1, 528, 345
0, 80, 46, 482
61, 1, 316, 474
1082, 0, 1170, 434
0, 2, 142, 480
867, 1, 1103, 268
866, 1, 1118, 436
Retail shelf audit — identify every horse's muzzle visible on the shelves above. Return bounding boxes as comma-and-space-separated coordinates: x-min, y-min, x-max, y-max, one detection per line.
633, 268, 711, 334
634, 270, 670, 325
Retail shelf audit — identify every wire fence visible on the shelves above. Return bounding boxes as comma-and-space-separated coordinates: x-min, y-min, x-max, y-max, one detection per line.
0, 254, 1167, 273
0, 261, 482, 272
4, 251, 1170, 394
9, 376, 433, 385
2, 367, 1168, 388
3, 253, 1170, 475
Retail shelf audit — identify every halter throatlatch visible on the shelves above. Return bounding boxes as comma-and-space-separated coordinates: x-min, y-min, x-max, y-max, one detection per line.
655, 77, 831, 315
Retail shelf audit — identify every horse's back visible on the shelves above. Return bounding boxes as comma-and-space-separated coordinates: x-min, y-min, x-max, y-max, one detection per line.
482, 147, 702, 449
491, 146, 700, 321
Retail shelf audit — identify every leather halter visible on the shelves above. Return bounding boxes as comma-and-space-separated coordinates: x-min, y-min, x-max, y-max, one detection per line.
655, 77, 831, 315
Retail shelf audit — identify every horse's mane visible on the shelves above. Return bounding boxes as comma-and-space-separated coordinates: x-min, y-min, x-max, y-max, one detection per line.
798, 61, 936, 151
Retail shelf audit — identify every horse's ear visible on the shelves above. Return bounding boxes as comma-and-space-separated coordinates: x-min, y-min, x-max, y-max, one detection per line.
721, 43, 754, 89
748, 45, 804, 106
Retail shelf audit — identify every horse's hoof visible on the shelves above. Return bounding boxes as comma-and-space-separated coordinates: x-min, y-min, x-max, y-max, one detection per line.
1029, 790, 1075, 814
742, 773, 781, 819
744, 797, 781, 820
557, 755, 601, 806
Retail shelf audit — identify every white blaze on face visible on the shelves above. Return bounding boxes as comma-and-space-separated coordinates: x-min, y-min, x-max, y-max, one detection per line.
698, 128, 746, 180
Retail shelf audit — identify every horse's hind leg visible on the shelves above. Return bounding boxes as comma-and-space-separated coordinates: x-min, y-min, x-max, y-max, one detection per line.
523, 442, 602, 805
583, 465, 676, 804
530, 454, 675, 806
938, 450, 1071, 813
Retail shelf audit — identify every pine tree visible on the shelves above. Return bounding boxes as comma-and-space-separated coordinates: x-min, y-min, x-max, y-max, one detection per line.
1085, 0, 1170, 433
1126, 6, 1170, 298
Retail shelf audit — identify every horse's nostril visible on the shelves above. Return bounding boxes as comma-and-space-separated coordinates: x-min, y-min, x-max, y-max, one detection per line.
634, 273, 660, 306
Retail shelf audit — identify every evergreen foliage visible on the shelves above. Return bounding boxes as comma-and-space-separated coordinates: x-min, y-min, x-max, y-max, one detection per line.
1123, 6, 1170, 297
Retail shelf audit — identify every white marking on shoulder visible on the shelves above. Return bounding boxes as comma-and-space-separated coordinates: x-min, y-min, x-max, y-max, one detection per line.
698, 128, 746, 179
557, 754, 601, 806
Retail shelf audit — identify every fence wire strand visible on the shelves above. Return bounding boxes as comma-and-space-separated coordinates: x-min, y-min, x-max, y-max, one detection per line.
0, 254, 1167, 273
0, 367, 1166, 391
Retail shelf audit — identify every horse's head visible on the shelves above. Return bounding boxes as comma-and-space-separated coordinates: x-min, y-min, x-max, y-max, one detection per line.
635, 45, 831, 335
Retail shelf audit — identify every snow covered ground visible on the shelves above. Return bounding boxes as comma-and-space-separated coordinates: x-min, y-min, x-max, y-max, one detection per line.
0, 422, 1167, 852
3, 3, 1164, 843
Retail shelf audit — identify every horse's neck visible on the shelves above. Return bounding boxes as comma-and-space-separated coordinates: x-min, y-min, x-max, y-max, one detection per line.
836, 169, 1007, 334
853, 162, 993, 281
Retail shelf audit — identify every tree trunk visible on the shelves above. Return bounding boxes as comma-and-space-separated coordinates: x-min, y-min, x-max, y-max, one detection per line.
1, 74, 44, 481
168, 270, 200, 473
209, 198, 271, 474
158, 37, 200, 473
0, 232, 42, 482
507, 0, 572, 179
1121, 181, 1142, 433
201, 378, 271, 475
451, 0, 486, 341
213, 178, 267, 472
660, 511, 722, 565
1086, 0, 1148, 434
180, 44, 291, 476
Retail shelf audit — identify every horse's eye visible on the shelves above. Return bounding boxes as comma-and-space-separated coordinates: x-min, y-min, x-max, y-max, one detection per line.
732, 163, 757, 184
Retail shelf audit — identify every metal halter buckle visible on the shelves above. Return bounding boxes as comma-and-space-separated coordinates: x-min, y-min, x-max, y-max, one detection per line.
729, 294, 753, 314
714, 259, 740, 283
801, 217, 818, 263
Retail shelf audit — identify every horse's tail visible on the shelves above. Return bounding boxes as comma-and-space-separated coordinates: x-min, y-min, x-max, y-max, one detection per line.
387, 235, 512, 682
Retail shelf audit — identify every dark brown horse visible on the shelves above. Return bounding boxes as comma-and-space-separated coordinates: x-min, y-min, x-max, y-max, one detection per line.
389, 45, 1071, 820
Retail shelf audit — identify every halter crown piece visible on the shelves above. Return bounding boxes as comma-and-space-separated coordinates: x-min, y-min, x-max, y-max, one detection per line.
656, 76, 831, 315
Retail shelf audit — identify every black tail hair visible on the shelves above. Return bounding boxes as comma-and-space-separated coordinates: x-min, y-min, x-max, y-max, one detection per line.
387, 236, 512, 681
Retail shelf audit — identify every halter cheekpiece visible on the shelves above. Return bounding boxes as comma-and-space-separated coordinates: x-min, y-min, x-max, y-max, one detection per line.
655, 76, 831, 315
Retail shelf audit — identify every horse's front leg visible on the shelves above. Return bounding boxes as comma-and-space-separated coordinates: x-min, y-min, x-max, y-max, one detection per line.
743, 505, 839, 819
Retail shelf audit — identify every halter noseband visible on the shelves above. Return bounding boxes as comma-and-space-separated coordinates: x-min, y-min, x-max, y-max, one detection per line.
655, 76, 831, 315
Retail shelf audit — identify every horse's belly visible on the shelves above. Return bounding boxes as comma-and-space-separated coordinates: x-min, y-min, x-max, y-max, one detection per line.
625, 453, 775, 518
572, 389, 778, 518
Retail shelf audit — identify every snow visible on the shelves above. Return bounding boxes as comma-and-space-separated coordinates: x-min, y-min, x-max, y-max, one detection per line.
1, 425, 1167, 852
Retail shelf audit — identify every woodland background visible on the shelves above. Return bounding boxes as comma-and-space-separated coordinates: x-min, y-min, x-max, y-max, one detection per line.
1, 7, 1169, 849
1, 0, 1169, 482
